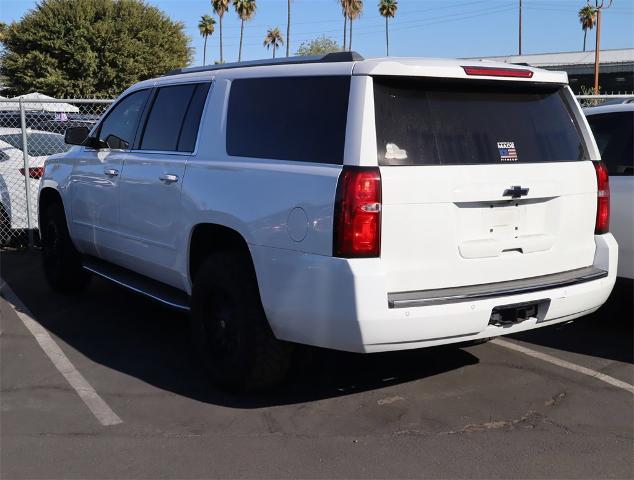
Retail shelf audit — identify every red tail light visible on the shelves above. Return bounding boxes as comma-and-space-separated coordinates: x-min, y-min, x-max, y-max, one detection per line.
462, 66, 534, 78
594, 162, 610, 234
333, 166, 382, 258
19, 167, 44, 179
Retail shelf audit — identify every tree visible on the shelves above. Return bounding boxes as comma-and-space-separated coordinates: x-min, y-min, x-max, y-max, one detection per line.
212, 0, 230, 63
295, 36, 340, 56
286, 0, 292, 57
348, 0, 363, 51
578, 3, 597, 52
0, 0, 192, 98
340, 0, 349, 51
263, 27, 284, 59
233, 0, 256, 62
198, 15, 216, 66
378, 0, 397, 56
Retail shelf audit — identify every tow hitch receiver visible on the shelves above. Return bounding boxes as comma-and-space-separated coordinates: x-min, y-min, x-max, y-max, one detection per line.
489, 299, 549, 326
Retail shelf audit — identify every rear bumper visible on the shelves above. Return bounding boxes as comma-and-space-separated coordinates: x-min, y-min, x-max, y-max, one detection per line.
252, 234, 617, 353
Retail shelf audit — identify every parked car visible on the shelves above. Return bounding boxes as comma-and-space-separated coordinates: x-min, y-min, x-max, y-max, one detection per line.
39, 53, 617, 390
0, 128, 69, 244
584, 103, 634, 280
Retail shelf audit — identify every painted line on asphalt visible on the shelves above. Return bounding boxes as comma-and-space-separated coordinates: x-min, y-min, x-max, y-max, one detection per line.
0, 278, 123, 426
492, 338, 634, 394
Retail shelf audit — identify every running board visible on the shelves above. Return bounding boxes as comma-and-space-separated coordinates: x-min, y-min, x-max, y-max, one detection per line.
82, 257, 191, 312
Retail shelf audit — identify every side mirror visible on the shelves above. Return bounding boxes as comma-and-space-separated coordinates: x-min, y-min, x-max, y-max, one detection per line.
64, 126, 90, 146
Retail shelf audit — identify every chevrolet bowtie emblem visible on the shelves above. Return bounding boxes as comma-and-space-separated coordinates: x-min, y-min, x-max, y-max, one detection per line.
503, 186, 529, 198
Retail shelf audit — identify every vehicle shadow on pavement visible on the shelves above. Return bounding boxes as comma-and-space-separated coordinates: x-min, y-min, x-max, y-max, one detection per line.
0, 249, 480, 408
511, 278, 634, 365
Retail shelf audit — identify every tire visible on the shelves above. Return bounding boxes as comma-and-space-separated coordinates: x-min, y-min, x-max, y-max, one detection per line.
0, 204, 10, 247
191, 251, 293, 391
40, 202, 90, 293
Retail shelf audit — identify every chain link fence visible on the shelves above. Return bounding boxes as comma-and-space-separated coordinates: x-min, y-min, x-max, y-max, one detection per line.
0, 93, 632, 249
0, 97, 113, 247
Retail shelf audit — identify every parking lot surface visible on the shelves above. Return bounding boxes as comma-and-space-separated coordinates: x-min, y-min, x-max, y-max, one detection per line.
1, 249, 633, 479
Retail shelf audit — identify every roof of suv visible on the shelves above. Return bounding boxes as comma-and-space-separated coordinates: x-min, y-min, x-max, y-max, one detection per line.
133, 52, 569, 92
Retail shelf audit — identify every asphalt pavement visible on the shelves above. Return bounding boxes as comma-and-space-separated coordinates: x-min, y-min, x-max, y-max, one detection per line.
1, 249, 632, 479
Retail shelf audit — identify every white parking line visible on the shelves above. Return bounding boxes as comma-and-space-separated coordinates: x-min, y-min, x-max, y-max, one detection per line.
492, 338, 634, 394
0, 279, 123, 426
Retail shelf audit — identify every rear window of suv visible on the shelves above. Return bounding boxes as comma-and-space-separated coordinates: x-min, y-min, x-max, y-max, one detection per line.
374, 77, 589, 166
226, 76, 350, 164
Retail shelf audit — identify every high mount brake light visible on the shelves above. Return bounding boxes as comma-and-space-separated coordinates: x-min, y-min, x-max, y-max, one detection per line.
594, 161, 610, 235
462, 66, 534, 78
333, 166, 382, 258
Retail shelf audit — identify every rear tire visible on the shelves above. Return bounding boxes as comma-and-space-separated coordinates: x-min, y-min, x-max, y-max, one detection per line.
40, 202, 90, 292
191, 251, 293, 391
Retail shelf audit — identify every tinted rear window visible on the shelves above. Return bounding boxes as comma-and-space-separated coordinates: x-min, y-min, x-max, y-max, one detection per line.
374, 77, 588, 166
0, 133, 69, 156
586, 111, 633, 176
226, 76, 350, 164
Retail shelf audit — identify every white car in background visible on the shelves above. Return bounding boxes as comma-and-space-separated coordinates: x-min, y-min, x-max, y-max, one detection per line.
585, 103, 634, 280
0, 128, 69, 244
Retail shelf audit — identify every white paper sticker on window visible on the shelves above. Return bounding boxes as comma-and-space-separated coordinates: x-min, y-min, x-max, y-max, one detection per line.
385, 143, 408, 160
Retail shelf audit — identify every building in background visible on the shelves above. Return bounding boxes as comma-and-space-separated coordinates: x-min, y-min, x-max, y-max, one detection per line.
472, 48, 633, 94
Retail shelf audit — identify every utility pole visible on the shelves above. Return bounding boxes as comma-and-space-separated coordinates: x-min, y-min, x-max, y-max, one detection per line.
593, 0, 613, 94
518, 0, 523, 55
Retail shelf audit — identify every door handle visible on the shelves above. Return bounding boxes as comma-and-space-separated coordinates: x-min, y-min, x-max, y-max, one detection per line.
159, 173, 179, 184
104, 168, 119, 177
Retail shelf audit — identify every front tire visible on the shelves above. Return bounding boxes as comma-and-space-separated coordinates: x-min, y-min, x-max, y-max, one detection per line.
40, 202, 90, 292
191, 251, 293, 391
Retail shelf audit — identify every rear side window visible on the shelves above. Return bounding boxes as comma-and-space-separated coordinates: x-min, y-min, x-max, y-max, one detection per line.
140, 83, 210, 152
586, 111, 633, 176
226, 76, 350, 164
374, 77, 589, 166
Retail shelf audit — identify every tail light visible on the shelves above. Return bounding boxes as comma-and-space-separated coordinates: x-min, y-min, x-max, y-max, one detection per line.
19, 167, 44, 179
594, 161, 610, 234
333, 166, 382, 258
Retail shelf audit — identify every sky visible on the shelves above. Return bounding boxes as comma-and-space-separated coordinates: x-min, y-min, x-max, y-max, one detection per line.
1, 0, 633, 66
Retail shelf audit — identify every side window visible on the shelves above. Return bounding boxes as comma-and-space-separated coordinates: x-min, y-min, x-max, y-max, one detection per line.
139, 83, 210, 152
586, 111, 634, 176
226, 76, 350, 164
98, 89, 150, 149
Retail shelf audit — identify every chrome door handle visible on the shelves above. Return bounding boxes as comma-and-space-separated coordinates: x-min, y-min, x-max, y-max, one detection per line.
104, 168, 119, 177
159, 173, 179, 184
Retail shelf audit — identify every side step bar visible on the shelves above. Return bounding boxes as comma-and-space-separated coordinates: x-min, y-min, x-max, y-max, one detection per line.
388, 266, 608, 309
82, 256, 191, 312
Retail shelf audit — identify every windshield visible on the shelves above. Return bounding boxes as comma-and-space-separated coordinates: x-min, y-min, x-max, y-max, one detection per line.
0, 132, 69, 157
374, 77, 589, 166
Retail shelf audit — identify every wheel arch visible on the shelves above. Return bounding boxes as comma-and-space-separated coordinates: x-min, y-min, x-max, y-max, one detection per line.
38, 187, 64, 231
188, 222, 256, 286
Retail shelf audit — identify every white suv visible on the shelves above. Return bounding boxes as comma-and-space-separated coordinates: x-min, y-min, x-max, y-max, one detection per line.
39, 53, 617, 390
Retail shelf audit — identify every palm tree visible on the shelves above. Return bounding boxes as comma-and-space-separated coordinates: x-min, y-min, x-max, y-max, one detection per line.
286, 0, 292, 57
340, 0, 349, 51
348, 0, 363, 51
233, 0, 257, 62
212, 0, 230, 63
264, 27, 284, 59
579, 3, 597, 52
378, 0, 397, 56
198, 15, 216, 66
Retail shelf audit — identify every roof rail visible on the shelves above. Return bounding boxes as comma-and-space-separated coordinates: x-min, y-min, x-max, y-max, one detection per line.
163, 51, 364, 77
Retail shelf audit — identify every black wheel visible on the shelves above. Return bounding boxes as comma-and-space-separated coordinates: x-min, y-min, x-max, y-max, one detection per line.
191, 251, 293, 391
40, 202, 90, 292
